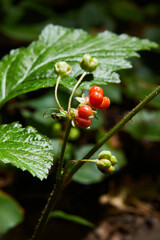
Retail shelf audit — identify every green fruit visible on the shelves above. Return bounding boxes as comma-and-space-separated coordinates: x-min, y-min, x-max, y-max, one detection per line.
98, 150, 112, 160
105, 166, 115, 174
96, 159, 111, 174
54, 61, 71, 77
52, 122, 62, 132
69, 128, 80, 140
110, 155, 118, 165
80, 54, 98, 72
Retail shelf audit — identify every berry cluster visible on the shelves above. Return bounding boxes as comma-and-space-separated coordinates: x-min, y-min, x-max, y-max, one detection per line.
88, 86, 110, 109
96, 150, 117, 174
74, 86, 110, 128
76, 105, 92, 128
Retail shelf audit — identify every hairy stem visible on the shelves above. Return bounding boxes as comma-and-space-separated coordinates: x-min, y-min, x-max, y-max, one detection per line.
68, 71, 87, 114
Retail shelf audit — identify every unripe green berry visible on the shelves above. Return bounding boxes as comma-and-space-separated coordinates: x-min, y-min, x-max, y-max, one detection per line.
105, 166, 115, 174
80, 54, 98, 72
98, 150, 112, 160
52, 122, 62, 132
110, 155, 118, 165
69, 128, 80, 141
54, 61, 71, 77
96, 159, 111, 174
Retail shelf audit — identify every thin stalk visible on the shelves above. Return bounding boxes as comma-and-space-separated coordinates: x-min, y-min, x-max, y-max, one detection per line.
68, 71, 87, 114
68, 85, 160, 178
55, 75, 64, 113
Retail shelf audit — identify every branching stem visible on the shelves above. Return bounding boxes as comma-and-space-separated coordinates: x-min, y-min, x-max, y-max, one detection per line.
68, 85, 160, 177
31, 85, 160, 240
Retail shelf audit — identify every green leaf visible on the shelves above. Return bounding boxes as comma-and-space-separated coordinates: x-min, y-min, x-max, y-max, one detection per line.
125, 110, 160, 141
0, 191, 24, 235
0, 122, 53, 180
0, 24, 158, 107
49, 210, 94, 228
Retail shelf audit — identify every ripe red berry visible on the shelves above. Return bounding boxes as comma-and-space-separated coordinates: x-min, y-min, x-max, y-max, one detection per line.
78, 105, 92, 119
89, 91, 103, 108
76, 116, 91, 128
99, 97, 110, 109
89, 86, 103, 96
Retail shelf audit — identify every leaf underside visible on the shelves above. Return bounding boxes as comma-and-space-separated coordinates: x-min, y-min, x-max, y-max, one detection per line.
0, 122, 53, 180
0, 24, 158, 107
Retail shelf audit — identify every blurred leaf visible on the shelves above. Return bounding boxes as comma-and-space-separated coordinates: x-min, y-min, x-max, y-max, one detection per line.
144, 27, 160, 50
0, 24, 158, 107
126, 84, 160, 109
73, 143, 126, 184
125, 110, 160, 141
73, 161, 105, 185
122, 64, 160, 109
51, 139, 73, 161
0, 122, 53, 180
21, 109, 54, 129
90, 111, 104, 130
0, 191, 24, 235
111, 0, 145, 21
102, 83, 122, 103
0, 23, 44, 42
49, 210, 94, 228
18, 88, 70, 110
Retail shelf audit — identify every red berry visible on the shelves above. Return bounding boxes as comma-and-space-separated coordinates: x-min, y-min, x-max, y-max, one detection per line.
78, 105, 92, 119
76, 116, 91, 128
89, 91, 103, 108
89, 86, 103, 96
99, 97, 110, 109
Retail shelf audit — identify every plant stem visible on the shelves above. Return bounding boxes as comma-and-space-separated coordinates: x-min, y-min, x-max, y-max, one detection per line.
31, 181, 65, 240
31, 85, 160, 239
55, 75, 64, 112
31, 120, 72, 240
58, 119, 72, 176
68, 85, 160, 177
68, 71, 87, 114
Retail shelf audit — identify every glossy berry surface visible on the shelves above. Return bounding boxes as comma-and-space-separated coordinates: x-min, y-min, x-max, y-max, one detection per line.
76, 116, 91, 128
89, 91, 103, 108
78, 105, 92, 119
99, 97, 110, 109
89, 86, 103, 96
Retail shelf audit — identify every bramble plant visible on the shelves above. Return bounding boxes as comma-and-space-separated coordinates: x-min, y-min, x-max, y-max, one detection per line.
0, 24, 159, 239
